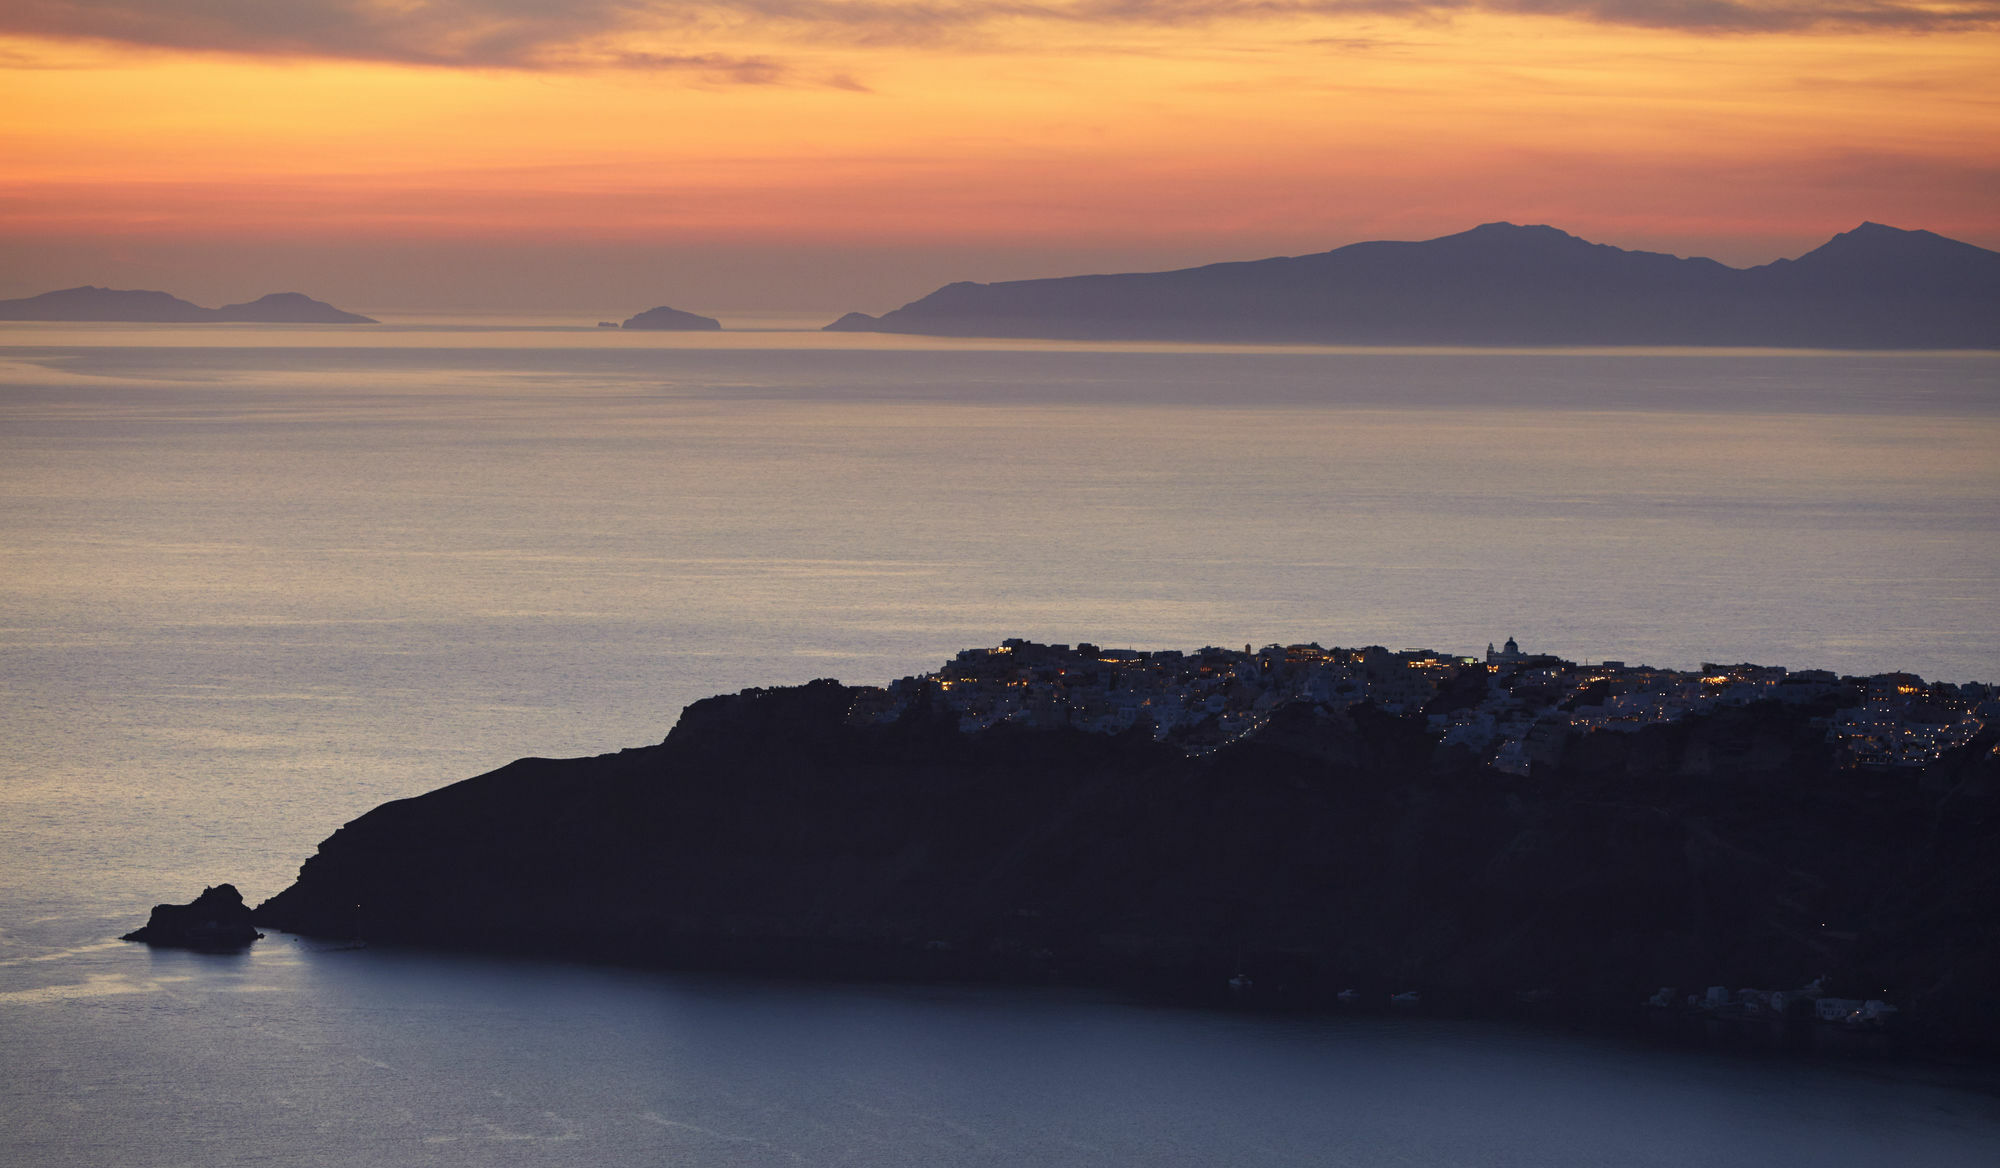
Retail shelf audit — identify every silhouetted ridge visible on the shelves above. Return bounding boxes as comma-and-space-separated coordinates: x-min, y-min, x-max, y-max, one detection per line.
0, 285, 375, 323
214, 292, 375, 324
824, 223, 2000, 348
0, 286, 217, 322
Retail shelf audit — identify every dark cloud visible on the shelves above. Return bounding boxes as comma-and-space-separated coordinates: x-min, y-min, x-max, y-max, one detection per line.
1068, 0, 2000, 33
610, 50, 785, 82
2, 0, 1995, 78
1489, 0, 2000, 31
0, 0, 791, 75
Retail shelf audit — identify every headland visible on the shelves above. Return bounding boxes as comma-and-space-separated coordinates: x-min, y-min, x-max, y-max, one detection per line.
235, 637, 2000, 1057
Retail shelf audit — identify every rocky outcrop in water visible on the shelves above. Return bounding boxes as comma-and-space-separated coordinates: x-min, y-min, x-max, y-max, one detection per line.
252, 674, 2000, 1054
124, 884, 262, 950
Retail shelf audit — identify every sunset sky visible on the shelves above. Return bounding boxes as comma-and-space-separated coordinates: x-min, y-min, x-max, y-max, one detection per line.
4, 1, 1997, 315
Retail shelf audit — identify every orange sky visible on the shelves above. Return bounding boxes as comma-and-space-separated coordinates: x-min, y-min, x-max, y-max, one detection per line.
3, 4, 1997, 313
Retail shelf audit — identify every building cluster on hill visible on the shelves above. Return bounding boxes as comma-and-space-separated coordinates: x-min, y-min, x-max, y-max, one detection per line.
846, 637, 1994, 772
1647, 980, 1899, 1029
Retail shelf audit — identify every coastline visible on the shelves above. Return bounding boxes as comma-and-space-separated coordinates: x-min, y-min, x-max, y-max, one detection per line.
238, 645, 2000, 1061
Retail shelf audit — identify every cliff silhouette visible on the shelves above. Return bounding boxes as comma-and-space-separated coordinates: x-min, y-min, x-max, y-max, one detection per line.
825, 223, 2000, 348
0, 286, 375, 323
253, 676, 2000, 1055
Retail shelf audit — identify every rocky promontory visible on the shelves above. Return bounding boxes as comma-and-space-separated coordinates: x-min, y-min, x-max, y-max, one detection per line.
250, 643, 2000, 1055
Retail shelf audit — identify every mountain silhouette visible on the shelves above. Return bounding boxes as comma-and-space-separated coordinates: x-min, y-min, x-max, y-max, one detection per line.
0, 286, 375, 323
214, 292, 374, 323
621, 305, 721, 330
825, 223, 2000, 348
0, 286, 217, 322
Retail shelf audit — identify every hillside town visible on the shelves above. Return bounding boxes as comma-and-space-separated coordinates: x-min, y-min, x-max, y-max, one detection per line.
847, 637, 1995, 773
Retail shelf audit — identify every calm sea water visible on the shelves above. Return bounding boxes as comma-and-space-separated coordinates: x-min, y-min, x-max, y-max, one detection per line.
3, 325, 1998, 1165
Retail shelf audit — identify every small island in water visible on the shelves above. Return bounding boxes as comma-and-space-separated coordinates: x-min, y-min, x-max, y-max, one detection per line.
620, 305, 721, 330
161, 638, 1997, 1056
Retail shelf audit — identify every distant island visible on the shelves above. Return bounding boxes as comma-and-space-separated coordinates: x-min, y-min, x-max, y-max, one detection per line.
221, 637, 1999, 1056
825, 222, 2000, 349
621, 305, 721, 330
0, 286, 375, 324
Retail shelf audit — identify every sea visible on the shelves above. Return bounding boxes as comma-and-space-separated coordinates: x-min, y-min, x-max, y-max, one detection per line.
2, 321, 1998, 1166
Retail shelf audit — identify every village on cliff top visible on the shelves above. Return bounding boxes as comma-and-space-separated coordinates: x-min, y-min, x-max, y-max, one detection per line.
848, 638, 1993, 774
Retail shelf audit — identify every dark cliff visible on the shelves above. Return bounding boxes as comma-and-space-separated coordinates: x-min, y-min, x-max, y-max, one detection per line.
825, 222, 2000, 349
255, 681, 2000, 1052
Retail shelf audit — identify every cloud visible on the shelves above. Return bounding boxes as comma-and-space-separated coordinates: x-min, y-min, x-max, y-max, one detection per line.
0, 0, 795, 75
609, 50, 786, 82
1079, 0, 2000, 33
1, 0, 1995, 77
1487, 0, 2000, 31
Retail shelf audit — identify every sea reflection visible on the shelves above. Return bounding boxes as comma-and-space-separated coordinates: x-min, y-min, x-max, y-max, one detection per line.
6, 937, 1999, 1167
1, 341, 1996, 922
1, 337, 1997, 1165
